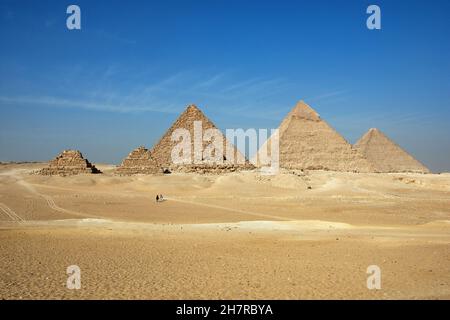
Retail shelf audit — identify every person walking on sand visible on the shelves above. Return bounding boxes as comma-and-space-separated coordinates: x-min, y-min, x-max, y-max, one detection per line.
156, 195, 159, 203
160, 194, 163, 202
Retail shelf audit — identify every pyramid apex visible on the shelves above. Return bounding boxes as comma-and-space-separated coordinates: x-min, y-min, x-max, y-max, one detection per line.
186, 104, 200, 111
288, 100, 321, 121
366, 128, 385, 138
295, 100, 308, 107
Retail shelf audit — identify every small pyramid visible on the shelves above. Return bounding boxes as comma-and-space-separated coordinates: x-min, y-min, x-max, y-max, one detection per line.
150, 104, 252, 173
354, 128, 430, 173
255, 101, 375, 172
38, 150, 101, 176
116, 146, 161, 175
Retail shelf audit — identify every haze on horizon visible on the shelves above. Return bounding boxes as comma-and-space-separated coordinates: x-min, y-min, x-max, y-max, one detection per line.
1, 0, 449, 172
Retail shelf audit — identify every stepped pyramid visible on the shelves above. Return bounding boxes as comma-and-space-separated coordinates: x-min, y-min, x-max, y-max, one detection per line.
116, 146, 161, 175
354, 128, 430, 173
150, 104, 252, 173
38, 150, 101, 176
255, 101, 375, 172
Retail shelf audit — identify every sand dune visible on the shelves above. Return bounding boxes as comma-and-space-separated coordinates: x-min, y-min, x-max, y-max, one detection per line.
0, 163, 449, 299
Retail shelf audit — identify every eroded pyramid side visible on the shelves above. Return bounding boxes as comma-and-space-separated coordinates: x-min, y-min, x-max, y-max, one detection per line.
150, 104, 252, 173
116, 146, 161, 175
38, 150, 101, 176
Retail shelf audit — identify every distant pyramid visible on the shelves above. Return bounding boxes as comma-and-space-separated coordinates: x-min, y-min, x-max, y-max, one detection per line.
150, 104, 252, 173
354, 128, 430, 173
116, 146, 161, 175
38, 150, 101, 176
255, 101, 375, 172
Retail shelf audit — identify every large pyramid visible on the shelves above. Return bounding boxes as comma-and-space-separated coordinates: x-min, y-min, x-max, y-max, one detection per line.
150, 104, 253, 173
354, 128, 430, 173
116, 146, 161, 175
255, 101, 375, 172
38, 150, 101, 176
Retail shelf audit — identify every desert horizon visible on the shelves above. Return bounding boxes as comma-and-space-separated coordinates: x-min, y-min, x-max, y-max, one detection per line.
1, 100, 449, 301
1, 145, 449, 299
1, 1, 450, 310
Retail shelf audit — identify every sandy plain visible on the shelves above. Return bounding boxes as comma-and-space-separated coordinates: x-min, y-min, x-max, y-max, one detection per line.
0, 163, 449, 299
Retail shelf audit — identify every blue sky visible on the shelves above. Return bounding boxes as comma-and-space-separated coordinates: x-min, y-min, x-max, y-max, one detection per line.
1, 0, 449, 172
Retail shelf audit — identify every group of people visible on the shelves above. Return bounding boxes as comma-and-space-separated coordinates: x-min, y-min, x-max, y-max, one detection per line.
155, 194, 164, 202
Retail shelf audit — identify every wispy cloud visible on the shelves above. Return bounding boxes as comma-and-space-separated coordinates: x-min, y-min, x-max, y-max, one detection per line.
0, 95, 177, 114
189, 73, 227, 90
0, 67, 296, 119
305, 89, 349, 103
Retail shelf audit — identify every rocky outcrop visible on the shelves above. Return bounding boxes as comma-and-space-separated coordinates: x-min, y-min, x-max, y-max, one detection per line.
38, 150, 101, 176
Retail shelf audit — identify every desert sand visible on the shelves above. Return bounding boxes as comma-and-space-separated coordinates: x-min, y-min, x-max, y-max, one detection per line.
0, 162, 449, 299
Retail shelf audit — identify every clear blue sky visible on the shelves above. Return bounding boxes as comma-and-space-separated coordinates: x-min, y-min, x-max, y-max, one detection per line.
1, 0, 449, 172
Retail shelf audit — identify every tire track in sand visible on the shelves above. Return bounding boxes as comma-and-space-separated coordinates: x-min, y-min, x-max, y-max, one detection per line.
167, 197, 290, 221
15, 178, 103, 219
0, 202, 24, 222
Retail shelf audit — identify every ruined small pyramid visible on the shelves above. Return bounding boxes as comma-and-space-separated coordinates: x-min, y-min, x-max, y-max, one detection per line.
354, 128, 430, 173
150, 104, 252, 173
38, 150, 101, 176
255, 101, 375, 172
116, 146, 161, 175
